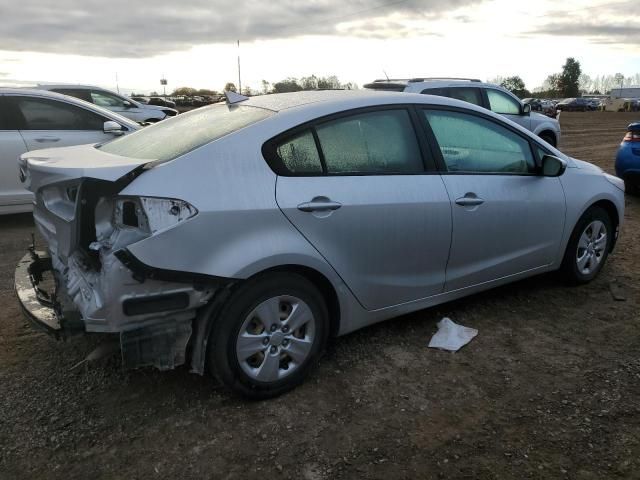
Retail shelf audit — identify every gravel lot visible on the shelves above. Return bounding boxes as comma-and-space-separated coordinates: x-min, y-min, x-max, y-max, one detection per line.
1, 112, 639, 480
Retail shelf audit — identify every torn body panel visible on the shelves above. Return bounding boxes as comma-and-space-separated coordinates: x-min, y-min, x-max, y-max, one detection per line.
16, 161, 221, 370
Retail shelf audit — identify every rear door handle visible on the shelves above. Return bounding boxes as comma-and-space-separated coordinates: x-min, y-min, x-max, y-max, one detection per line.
297, 199, 342, 212
34, 137, 60, 143
455, 194, 485, 207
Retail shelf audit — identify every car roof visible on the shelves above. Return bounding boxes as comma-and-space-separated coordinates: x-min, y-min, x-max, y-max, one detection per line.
0, 87, 140, 129
36, 84, 103, 91
364, 78, 517, 96
243, 89, 487, 113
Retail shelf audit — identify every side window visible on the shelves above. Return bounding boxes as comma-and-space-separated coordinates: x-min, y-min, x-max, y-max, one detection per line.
423, 109, 535, 174
421, 87, 449, 97
276, 130, 322, 174
486, 89, 522, 115
13, 96, 105, 130
448, 87, 483, 107
51, 89, 92, 102
90, 91, 127, 108
316, 110, 423, 174
0, 98, 6, 129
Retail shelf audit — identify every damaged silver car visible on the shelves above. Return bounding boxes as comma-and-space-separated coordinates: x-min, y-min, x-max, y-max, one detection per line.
15, 90, 624, 398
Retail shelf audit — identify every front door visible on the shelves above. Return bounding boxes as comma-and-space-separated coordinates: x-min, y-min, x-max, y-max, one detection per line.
485, 88, 532, 131
89, 90, 144, 122
272, 108, 452, 310
0, 97, 30, 209
7, 95, 116, 151
421, 107, 566, 291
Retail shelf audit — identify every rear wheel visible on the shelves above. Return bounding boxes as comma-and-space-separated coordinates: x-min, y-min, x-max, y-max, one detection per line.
560, 207, 612, 284
207, 272, 329, 399
624, 178, 639, 196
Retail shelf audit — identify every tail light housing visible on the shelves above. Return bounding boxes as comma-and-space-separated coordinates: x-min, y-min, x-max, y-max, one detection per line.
623, 123, 640, 142
114, 197, 197, 235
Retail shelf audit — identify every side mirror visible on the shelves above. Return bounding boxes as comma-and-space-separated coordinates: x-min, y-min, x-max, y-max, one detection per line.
123, 100, 134, 108
541, 154, 567, 177
522, 103, 531, 115
103, 120, 124, 136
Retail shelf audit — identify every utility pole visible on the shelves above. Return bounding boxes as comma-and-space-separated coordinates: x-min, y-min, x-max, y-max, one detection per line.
237, 40, 242, 94
115, 72, 120, 94
160, 75, 168, 97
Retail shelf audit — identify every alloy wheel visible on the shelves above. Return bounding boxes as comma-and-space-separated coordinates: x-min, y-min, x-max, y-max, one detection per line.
576, 220, 607, 275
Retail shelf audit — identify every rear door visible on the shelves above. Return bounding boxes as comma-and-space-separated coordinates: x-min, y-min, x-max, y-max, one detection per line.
419, 107, 566, 291
8, 95, 114, 150
0, 96, 31, 209
421, 86, 485, 109
272, 107, 452, 310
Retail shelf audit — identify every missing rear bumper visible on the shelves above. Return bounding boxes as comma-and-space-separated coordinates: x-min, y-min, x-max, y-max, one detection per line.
14, 250, 82, 338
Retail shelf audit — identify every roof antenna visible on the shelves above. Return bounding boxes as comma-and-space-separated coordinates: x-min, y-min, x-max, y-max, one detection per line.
383, 70, 390, 82
224, 91, 249, 104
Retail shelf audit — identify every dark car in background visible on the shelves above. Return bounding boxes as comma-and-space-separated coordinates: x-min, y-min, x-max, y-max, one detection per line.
148, 96, 177, 108
557, 98, 590, 112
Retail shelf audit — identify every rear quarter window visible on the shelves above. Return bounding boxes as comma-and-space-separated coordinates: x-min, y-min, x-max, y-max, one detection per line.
99, 104, 273, 161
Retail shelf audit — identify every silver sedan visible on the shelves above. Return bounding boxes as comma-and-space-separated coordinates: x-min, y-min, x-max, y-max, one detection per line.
16, 90, 624, 398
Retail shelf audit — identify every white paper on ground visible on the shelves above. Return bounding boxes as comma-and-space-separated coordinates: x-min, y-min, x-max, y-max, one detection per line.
428, 317, 478, 352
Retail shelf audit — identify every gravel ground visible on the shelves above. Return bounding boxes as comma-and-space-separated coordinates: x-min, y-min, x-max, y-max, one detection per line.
1, 112, 639, 480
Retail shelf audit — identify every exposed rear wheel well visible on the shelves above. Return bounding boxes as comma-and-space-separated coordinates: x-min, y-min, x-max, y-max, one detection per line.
248, 265, 341, 338
588, 200, 620, 251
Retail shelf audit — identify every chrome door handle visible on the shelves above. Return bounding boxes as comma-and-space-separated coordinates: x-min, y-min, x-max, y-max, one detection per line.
297, 199, 342, 212
455, 194, 485, 206
34, 137, 60, 143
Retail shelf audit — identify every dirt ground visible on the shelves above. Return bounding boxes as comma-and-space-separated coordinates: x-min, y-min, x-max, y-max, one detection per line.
1, 112, 639, 480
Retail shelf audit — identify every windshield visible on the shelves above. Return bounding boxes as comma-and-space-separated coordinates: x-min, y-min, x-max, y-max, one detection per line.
98, 103, 273, 161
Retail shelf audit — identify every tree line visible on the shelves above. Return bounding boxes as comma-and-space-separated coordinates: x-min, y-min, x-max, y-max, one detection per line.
162, 75, 357, 98
493, 58, 638, 99
151, 59, 636, 101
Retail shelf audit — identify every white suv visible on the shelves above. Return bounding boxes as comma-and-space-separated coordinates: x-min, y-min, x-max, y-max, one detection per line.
365, 78, 561, 147
36, 85, 178, 123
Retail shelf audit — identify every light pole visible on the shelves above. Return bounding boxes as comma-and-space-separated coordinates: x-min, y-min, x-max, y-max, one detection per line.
160, 76, 167, 97
237, 40, 242, 94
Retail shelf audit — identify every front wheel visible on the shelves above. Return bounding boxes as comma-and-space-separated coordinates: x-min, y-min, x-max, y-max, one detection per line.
207, 272, 329, 399
560, 207, 612, 284
539, 132, 556, 147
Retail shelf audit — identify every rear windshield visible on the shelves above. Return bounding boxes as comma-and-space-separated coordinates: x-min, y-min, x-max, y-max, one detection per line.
98, 103, 273, 161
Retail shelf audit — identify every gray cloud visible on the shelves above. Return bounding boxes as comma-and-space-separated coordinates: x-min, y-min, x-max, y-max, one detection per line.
0, 0, 485, 58
530, 22, 640, 45
526, 1, 640, 47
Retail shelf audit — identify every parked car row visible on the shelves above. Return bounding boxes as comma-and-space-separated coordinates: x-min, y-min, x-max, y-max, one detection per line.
14, 89, 625, 398
522, 98, 557, 117
37, 85, 178, 122
131, 96, 177, 109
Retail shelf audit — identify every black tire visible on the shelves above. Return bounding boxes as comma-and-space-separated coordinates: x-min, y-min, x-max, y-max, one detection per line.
624, 179, 639, 196
539, 132, 556, 147
207, 272, 329, 399
560, 206, 612, 284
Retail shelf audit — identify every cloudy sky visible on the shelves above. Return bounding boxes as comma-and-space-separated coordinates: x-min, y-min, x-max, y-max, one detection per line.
0, 0, 638, 94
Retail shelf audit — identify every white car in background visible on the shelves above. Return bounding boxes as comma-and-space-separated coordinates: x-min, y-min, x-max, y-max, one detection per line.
0, 88, 140, 214
365, 78, 562, 147
36, 85, 178, 123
